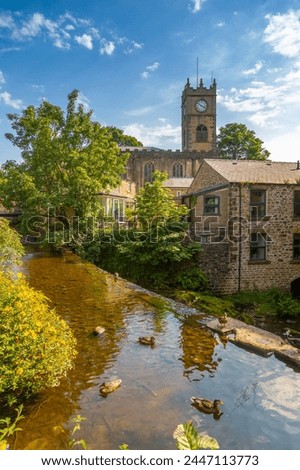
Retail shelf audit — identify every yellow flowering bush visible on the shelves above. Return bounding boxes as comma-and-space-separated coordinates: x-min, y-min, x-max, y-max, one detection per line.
0, 271, 77, 404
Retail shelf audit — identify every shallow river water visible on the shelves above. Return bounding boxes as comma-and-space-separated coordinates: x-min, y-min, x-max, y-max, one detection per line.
10, 250, 300, 450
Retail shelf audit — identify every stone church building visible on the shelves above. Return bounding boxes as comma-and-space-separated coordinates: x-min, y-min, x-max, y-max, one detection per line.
124, 77, 217, 195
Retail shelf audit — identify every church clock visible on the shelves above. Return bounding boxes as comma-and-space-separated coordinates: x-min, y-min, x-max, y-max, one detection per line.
181, 77, 217, 153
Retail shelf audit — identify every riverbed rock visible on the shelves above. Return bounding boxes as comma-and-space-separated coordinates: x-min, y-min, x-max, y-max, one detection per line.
94, 326, 105, 336
206, 317, 300, 367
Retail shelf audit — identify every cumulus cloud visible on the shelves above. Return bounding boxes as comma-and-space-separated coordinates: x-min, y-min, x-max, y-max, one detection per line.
75, 33, 93, 49
189, 0, 207, 13
264, 10, 300, 58
99, 39, 115, 55
0, 91, 23, 109
141, 62, 160, 79
0, 11, 141, 55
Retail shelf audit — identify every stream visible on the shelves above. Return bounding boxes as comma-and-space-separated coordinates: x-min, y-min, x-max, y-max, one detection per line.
9, 249, 300, 450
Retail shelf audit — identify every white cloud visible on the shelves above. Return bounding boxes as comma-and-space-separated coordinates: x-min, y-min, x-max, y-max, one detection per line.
242, 61, 264, 76
265, 126, 300, 162
189, 0, 207, 14
0, 91, 23, 109
125, 106, 154, 117
123, 123, 181, 149
141, 62, 160, 79
75, 33, 93, 49
99, 39, 115, 55
0, 71, 5, 85
264, 10, 300, 58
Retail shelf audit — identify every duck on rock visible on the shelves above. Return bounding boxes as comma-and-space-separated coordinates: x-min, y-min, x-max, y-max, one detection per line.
190, 397, 224, 419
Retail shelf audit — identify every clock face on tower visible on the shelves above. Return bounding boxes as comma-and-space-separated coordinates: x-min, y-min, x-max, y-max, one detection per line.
195, 99, 208, 112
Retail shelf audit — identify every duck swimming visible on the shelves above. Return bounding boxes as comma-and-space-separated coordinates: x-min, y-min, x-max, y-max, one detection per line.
191, 397, 224, 419
99, 379, 122, 396
138, 336, 155, 346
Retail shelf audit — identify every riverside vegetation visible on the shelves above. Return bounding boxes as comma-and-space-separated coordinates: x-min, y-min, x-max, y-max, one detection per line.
0, 219, 77, 449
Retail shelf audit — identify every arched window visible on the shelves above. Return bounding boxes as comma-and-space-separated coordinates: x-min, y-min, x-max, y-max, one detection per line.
196, 124, 208, 142
144, 162, 155, 183
173, 162, 183, 178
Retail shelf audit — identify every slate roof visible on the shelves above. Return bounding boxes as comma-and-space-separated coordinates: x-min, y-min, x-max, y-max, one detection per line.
164, 177, 194, 188
205, 159, 300, 184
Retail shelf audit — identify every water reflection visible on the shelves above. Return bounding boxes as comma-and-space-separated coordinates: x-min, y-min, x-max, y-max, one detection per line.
7, 249, 300, 450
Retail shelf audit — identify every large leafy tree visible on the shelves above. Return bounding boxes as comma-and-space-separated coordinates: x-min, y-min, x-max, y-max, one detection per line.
83, 171, 207, 291
0, 90, 130, 229
217, 122, 270, 160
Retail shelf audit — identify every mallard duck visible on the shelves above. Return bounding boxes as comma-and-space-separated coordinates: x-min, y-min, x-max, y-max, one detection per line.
99, 379, 122, 396
93, 326, 105, 336
190, 397, 224, 416
218, 312, 228, 326
138, 336, 155, 346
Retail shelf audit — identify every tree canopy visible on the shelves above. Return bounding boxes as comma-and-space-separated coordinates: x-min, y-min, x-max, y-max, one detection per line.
105, 126, 143, 147
217, 122, 270, 160
135, 170, 188, 229
0, 90, 133, 231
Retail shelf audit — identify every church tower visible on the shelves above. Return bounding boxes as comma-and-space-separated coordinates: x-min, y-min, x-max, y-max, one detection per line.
181, 77, 217, 153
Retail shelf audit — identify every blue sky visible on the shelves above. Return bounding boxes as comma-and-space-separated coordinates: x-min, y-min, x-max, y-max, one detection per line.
0, 0, 300, 164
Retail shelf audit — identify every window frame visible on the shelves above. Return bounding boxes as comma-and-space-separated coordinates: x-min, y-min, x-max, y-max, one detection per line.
250, 232, 267, 261
203, 195, 220, 215
293, 233, 300, 259
196, 124, 208, 142
294, 191, 300, 217
172, 162, 184, 178
250, 189, 266, 220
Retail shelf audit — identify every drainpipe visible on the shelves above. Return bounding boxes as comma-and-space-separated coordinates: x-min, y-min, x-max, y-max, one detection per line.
238, 184, 242, 292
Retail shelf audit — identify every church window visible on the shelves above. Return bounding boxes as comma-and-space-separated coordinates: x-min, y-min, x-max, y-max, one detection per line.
173, 162, 183, 178
204, 196, 220, 215
196, 124, 208, 142
144, 162, 155, 183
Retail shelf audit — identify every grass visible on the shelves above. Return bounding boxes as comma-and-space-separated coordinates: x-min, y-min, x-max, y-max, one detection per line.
175, 288, 300, 323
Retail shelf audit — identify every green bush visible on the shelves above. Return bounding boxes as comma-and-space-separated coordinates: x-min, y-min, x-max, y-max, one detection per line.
0, 271, 77, 404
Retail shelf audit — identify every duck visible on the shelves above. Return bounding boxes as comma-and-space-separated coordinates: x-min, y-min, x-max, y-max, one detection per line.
99, 379, 122, 396
190, 397, 224, 417
138, 336, 155, 346
114, 272, 119, 281
93, 326, 105, 336
218, 312, 228, 326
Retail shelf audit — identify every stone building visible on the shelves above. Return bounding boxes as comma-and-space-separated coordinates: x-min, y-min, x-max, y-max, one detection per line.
183, 159, 300, 295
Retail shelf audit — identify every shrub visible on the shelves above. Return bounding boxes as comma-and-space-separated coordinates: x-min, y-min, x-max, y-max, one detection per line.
0, 271, 77, 404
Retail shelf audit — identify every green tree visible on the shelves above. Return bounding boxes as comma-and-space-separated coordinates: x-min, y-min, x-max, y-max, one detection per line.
135, 170, 188, 229
217, 123, 270, 160
1, 90, 130, 234
81, 171, 207, 291
105, 126, 143, 147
